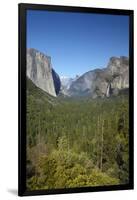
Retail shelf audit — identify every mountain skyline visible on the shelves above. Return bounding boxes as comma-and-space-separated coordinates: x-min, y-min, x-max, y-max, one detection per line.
26, 8, 130, 191
27, 10, 129, 77
27, 48, 129, 99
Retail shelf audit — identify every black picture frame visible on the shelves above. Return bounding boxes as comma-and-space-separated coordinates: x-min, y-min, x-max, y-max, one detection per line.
18, 3, 134, 196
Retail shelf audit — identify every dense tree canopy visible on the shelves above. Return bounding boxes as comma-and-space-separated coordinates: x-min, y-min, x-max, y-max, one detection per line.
26, 79, 129, 190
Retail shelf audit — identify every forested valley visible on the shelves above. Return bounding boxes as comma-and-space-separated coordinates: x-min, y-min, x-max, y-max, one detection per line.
26, 78, 129, 190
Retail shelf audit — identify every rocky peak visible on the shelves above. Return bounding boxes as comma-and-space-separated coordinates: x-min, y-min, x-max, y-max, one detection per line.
107, 56, 129, 75
27, 48, 61, 97
67, 56, 129, 98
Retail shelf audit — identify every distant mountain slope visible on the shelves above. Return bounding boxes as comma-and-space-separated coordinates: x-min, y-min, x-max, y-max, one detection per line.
60, 75, 79, 96
27, 48, 61, 97
68, 56, 129, 98
60, 76, 75, 89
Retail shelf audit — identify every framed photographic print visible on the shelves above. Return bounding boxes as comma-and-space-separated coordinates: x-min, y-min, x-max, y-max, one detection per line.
18, 3, 134, 196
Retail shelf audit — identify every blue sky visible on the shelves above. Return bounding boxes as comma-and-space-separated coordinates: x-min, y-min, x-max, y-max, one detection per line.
27, 10, 129, 77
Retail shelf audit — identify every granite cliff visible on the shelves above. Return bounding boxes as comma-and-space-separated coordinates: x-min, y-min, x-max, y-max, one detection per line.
27, 48, 61, 97
67, 56, 129, 98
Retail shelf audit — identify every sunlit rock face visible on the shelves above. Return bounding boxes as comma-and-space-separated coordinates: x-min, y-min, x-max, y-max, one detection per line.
68, 56, 129, 98
27, 48, 61, 97
107, 56, 129, 90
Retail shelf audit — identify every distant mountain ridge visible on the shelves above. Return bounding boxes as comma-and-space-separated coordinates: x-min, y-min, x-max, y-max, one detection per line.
60, 76, 74, 89
60, 75, 80, 89
27, 48, 129, 98
67, 56, 129, 98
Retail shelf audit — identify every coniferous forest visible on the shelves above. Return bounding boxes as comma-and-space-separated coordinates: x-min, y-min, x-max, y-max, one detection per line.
26, 78, 129, 190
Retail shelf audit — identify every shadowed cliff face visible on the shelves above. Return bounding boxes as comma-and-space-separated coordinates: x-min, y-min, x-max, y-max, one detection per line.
27, 48, 61, 97
52, 69, 61, 95
68, 56, 129, 98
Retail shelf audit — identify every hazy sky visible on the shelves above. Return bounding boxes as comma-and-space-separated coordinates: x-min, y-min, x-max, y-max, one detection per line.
27, 10, 129, 77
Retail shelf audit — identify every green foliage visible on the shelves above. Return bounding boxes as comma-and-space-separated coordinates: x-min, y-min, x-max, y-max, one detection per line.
27, 137, 119, 190
26, 79, 129, 190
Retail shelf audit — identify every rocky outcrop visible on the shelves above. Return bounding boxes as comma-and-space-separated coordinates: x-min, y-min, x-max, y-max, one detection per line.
27, 48, 61, 97
107, 56, 129, 90
68, 56, 129, 98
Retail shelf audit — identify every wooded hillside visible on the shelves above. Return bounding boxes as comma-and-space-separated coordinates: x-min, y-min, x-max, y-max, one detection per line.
26, 78, 129, 190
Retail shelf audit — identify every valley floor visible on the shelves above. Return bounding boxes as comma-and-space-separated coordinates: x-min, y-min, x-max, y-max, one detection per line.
26, 84, 129, 190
